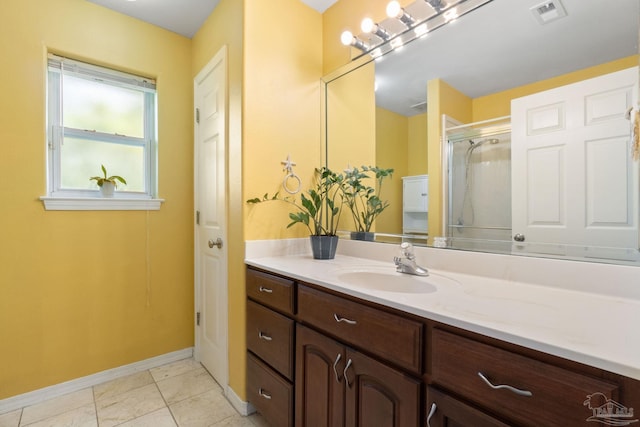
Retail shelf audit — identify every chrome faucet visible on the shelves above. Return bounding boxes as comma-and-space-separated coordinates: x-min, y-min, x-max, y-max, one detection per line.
394, 242, 429, 276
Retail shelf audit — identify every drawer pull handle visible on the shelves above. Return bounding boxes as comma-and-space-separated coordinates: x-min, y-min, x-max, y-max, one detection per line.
343, 358, 353, 387
426, 403, 437, 427
259, 286, 273, 293
258, 331, 272, 341
334, 313, 357, 325
332, 353, 342, 383
258, 388, 272, 399
478, 372, 533, 397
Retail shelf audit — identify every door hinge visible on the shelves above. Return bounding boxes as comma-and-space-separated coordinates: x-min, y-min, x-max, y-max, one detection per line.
196, 108, 200, 124
196, 210, 200, 225
196, 312, 201, 326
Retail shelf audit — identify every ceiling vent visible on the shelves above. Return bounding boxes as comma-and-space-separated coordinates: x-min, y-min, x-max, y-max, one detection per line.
530, 0, 567, 25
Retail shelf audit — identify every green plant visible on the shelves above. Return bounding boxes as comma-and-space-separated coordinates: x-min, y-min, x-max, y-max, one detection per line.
343, 165, 394, 233
89, 164, 127, 188
247, 167, 345, 236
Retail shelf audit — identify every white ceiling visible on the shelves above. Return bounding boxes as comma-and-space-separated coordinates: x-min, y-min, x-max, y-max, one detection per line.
372, 0, 639, 116
85, 0, 338, 38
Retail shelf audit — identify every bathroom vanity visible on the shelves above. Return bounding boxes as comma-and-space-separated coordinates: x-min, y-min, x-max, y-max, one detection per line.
245, 243, 640, 427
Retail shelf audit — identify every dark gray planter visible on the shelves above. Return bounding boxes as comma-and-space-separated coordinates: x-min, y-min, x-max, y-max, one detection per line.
309, 235, 339, 259
350, 231, 375, 241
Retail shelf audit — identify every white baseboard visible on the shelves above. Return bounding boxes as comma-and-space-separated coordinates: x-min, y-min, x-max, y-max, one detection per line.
225, 385, 255, 416
0, 348, 193, 415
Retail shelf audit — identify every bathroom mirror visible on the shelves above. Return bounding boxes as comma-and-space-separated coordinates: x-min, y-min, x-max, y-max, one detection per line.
324, 0, 640, 265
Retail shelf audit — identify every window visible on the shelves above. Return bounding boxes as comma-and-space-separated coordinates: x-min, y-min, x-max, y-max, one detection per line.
42, 54, 161, 210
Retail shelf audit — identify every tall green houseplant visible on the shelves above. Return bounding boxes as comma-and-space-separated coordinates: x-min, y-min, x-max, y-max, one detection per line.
247, 167, 345, 258
343, 166, 394, 238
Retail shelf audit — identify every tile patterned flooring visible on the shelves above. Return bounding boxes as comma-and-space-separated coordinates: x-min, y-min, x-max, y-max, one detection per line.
0, 359, 269, 427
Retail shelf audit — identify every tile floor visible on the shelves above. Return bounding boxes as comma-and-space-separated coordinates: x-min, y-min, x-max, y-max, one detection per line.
0, 359, 270, 427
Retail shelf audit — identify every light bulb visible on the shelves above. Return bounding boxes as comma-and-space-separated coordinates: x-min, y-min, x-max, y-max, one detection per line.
386, 1, 415, 26
444, 8, 459, 22
386, 1, 402, 18
361, 18, 375, 33
341, 30, 354, 46
414, 23, 428, 37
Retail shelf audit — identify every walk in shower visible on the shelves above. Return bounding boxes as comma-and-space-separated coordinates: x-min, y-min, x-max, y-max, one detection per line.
445, 117, 512, 249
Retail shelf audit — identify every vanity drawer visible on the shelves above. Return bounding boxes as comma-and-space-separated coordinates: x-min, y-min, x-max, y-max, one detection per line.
431, 328, 620, 427
247, 300, 295, 380
297, 284, 423, 374
247, 352, 293, 427
247, 268, 295, 315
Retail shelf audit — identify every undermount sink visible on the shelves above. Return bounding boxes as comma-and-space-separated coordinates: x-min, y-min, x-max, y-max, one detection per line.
334, 267, 441, 294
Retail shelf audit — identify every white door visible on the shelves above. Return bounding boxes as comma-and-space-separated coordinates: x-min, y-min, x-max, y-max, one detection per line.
511, 67, 638, 250
194, 46, 228, 388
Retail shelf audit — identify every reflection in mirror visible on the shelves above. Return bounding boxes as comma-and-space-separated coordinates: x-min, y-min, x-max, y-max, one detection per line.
324, 0, 640, 265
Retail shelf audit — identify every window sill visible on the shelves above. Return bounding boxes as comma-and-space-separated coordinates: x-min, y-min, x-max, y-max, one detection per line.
40, 196, 164, 211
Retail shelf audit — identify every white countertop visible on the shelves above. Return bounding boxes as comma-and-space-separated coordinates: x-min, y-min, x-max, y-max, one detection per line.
245, 241, 640, 381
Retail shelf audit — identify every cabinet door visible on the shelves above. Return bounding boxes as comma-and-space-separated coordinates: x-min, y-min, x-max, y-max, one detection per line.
296, 325, 345, 427
426, 386, 511, 427
344, 348, 421, 427
403, 177, 428, 212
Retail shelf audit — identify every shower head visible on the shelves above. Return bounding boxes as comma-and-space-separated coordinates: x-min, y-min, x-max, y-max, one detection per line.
470, 138, 500, 146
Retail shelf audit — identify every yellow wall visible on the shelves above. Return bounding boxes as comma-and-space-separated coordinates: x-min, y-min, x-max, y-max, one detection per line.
375, 107, 408, 234
243, 0, 323, 241
472, 56, 639, 122
191, 0, 245, 401
0, 0, 193, 399
407, 113, 428, 176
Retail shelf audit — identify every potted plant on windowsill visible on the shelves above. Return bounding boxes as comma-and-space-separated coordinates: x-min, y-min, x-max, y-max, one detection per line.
343, 165, 394, 241
247, 167, 345, 259
90, 164, 127, 197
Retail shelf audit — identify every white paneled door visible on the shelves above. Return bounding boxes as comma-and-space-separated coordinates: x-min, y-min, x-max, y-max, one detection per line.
194, 46, 228, 389
511, 67, 638, 250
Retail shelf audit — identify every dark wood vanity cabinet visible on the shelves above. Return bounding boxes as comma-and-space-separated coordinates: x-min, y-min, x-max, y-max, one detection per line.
425, 327, 640, 427
296, 323, 421, 427
246, 268, 296, 427
246, 266, 639, 427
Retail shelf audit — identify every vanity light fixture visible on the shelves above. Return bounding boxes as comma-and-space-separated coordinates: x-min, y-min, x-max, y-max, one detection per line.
340, 30, 370, 52
387, 1, 417, 26
425, 0, 445, 12
361, 18, 391, 40
340, 0, 492, 60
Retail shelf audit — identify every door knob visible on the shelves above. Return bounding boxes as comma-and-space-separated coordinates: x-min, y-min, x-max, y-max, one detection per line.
208, 238, 223, 249
513, 233, 525, 242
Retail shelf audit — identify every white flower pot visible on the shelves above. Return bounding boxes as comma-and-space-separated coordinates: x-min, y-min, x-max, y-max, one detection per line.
100, 181, 115, 197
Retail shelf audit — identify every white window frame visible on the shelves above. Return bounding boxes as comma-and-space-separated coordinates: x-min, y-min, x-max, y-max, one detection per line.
41, 54, 163, 210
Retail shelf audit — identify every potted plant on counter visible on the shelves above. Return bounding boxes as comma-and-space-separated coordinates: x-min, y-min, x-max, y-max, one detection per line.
343, 165, 394, 241
89, 164, 127, 197
247, 167, 345, 259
